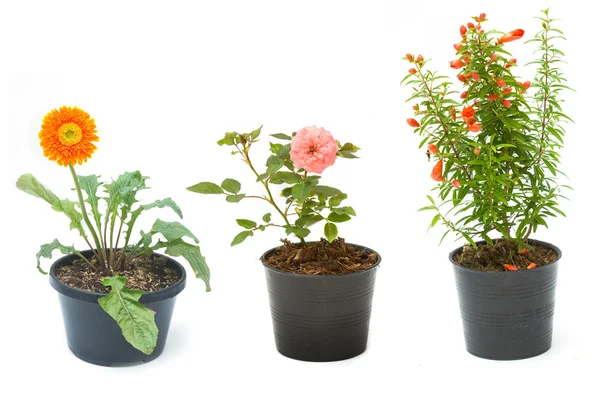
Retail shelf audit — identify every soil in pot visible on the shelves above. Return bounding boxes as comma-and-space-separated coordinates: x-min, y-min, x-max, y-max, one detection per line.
54, 252, 181, 293
263, 238, 378, 274
453, 239, 558, 272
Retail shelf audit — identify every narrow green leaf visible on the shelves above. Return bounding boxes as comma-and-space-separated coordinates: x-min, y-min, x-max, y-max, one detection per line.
98, 275, 158, 355
324, 222, 338, 243
250, 125, 263, 140
270, 133, 292, 140
186, 182, 224, 194
77, 175, 103, 230
430, 214, 441, 228
231, 230, 253, 246
236, 219, 257, 229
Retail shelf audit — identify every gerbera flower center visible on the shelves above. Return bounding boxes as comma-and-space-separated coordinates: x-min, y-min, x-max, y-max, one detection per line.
58, 123, 83, 146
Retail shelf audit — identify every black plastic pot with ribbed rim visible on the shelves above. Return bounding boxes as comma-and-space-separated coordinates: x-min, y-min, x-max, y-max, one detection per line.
261, 243, 381, 362
49, 250, 187, 367
450, 239, 561, 360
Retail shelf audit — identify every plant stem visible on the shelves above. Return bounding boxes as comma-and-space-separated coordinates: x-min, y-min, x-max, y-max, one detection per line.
69, 164, 106, 268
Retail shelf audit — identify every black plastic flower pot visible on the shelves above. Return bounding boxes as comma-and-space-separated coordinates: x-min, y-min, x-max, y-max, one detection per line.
261, 243, 381, 362
48, 250, 186, 366
450, 239, 561, 360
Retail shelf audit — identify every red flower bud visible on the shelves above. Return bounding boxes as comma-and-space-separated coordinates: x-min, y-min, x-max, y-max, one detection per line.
488, 94, 498, 101
504, 264, 518, 271
413, 104, 419, 111
454, 43, 464, 52
467, 123, 481, 132
502, 100, 512, 108
477, 13, 486, 22
472, 72, 481, 82
457, 74, 466, 83
460, 91, 467, 99
409, 68, 417, 74
490, 53, 497, 61
416, 54, 423, 63
407, 118, 420, 128
406, 53, 414, 62
522, 81, 531, 89
475, 23, 481, 31
460, 25, 467, 36
498, 29, 524, 44
428, 143, 439, 154
452, 179, 461, 188
496, 78, 506, 87
503, 87, 513, 94
463, 117, 476, 125
474, 147, 481, 155
431, 160, 445, 182
450, 60, 466, 69
467, 22, 474, 29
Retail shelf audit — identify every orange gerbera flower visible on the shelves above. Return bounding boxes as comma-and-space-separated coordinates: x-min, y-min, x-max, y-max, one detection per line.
39, 106, 98, 166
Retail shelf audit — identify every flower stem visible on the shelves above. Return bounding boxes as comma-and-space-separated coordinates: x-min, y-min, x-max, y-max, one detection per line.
69, 164, 106, 268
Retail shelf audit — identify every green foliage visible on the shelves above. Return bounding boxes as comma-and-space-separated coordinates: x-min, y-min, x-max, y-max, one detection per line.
404, 10, 572, 246
188, 126, 359, 245
98, 275, 158, 355
16, 169, 212, 353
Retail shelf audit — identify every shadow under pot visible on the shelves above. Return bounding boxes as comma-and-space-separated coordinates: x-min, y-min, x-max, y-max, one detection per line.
261, 243, 381, 362
450, 239, 561, 360
49, 250, 186, 366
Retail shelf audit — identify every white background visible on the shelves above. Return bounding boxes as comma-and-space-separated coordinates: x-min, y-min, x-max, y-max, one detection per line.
1, 0, 597, 399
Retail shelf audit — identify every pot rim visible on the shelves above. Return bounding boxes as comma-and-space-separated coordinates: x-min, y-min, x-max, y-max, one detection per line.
448, 238, 562, 274
260, 241, 382, 277
49, 250, 187, 304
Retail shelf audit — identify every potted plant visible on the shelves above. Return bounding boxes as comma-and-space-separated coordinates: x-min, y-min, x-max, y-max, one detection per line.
187, 125, 381, 362
402, 10, 572, 360
16, 106, 211, 366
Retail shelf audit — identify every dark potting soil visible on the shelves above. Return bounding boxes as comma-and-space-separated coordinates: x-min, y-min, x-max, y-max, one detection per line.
55, 253, 180, 294
454, 240, 558, 272
264, 238, 378, 275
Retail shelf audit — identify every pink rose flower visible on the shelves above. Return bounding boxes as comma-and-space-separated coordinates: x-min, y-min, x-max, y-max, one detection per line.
290, 126, 338, 174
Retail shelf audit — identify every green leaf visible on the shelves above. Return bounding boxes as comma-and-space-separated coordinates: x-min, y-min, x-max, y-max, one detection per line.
324, 222, 338, 243
98, 275, 158, 355
186, 182, 224, 194
290, 226, 310, 238
313, 186, 342, 197
221, 178, 241, 194
150, 219, 199, 243
124, 198, 183, 248
270, 172, 303, 184
331, 206, 356, 216
16, 174, 59, 204
217, 137, 235, 146
231, 230, 253, 246
77, 175, 103, 231
291, 183, 312, 202
236, 219, 257, 229
16, 174, 86, 236
430, 214, 441, 228
327, 212, 351, 223
35, 239, 78, 274
226, 194, 245, 203
250, 125, 263, 140
162, 239, 211, 291
277, 144, 291, 159
328, 193, 347, 207
262, 213, 272, 223
270, 133, 292, 140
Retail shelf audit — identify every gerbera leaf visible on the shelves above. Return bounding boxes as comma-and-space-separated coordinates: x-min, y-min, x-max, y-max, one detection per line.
35, 239, 79, 275
123, 198, 183, 248
157, 239, 211, 291
150, 219, 199, 244
77, 175, 103, 233
98, 275, 159, 355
